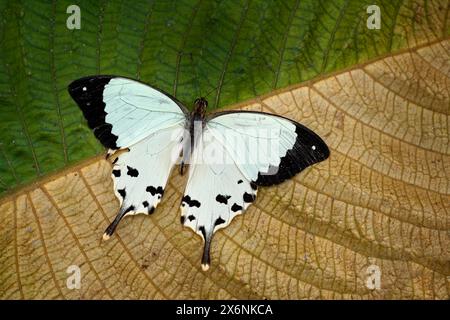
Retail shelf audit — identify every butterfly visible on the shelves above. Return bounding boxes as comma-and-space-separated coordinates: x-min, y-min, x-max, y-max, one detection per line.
68, 76, 330, 271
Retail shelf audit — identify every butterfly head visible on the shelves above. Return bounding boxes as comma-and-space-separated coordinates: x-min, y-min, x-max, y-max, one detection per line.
193, 97, 208, 118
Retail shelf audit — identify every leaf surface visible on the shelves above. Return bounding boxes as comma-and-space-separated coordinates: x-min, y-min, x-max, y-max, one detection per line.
0, 39, 449, 299
0, 0, 449, 192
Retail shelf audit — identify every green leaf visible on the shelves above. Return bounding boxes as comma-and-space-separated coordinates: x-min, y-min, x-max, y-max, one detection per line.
0, 0, 448, 194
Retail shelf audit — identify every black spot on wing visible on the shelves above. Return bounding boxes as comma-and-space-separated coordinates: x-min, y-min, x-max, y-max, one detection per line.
250, 181, 258, 190
182, 195, 201, 208
146, 186, 156, 195
237, 179, 243, 184
68, 76, 119, 149
231, 203, 243, 212
188, 215, 196, 221
146, 186, 164, 197
127, 166, 139, 177
142, 201, 149, 208
118, 188, 126, 199
215, 194, 231, 204
243, 192, 255, 203
255, 122, 330, 186
112, 169, 121, 177
214, 216, 226, 227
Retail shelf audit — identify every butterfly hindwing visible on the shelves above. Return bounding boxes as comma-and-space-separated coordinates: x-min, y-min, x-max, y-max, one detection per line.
104, 126, 183, 239
68, 76, 187, 149
180, 128, 258, 270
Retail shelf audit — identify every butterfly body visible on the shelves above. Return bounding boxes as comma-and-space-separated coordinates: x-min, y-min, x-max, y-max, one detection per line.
68, 75, 329, 270
181, 97, 208, 175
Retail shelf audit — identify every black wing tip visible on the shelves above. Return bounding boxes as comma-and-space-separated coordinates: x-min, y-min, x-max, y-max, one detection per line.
255, 122, 330, 186
67, 75, 114, 104
68, 75, 115, 91
295, 123, 330, 161
67, 75, 120, 150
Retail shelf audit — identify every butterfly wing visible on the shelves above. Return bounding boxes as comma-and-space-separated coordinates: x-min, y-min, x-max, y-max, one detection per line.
68, 76, 187, 238
207, 111, 330, 184
68, 75, 188, 150
182, 111, 329, 270
180, 127, 258, 271
105, 126, 183, 239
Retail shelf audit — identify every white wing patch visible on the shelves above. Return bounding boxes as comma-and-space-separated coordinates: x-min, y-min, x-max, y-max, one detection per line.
207, 112, 297, 181
104, 126, 183, 239
180, 128, 258, 270
103, 78, 186, 147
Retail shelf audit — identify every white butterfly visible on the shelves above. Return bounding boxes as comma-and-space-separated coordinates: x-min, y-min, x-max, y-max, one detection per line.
68, 76, 329, 271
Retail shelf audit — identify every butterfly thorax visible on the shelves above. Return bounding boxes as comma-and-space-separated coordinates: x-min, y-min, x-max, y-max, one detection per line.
192, 97, 208, 119
180, 98, 208, 175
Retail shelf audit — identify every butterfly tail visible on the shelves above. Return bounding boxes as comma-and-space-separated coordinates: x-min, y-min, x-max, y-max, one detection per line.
103, 206, 131, 240
200, 227, 213, 271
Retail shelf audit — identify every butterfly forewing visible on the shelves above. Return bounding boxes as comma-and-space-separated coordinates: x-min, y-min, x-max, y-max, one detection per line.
68, 76, 187, 149
207, 111, 330, 185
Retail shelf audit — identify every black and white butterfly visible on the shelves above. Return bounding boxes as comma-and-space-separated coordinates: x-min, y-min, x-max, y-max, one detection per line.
68, 76, 329, 271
